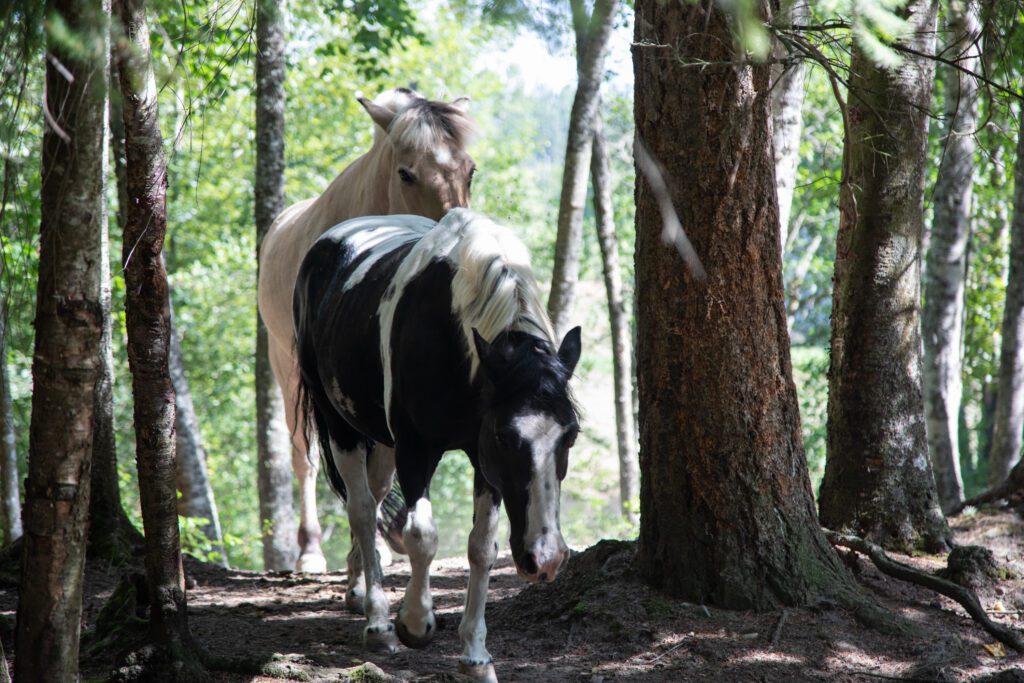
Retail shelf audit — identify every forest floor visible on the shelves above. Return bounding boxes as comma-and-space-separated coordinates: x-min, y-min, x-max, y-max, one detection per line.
5, 510, 1024, 681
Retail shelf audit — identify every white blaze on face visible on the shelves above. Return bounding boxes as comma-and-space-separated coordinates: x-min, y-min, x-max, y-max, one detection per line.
513, 412, 569, 579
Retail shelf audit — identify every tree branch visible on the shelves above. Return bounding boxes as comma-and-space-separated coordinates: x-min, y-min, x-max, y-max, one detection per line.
823, 529, 1024, 653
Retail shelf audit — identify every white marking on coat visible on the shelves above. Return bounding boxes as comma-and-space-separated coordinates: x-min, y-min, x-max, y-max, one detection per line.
513, 412, 566, 571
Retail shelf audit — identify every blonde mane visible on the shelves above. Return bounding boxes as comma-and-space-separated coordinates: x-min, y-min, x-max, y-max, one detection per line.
372, 88, 476, 153
447, 213, 555, 376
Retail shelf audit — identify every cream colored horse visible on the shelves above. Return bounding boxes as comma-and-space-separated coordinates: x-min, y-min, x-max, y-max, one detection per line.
258, 88, 476, 574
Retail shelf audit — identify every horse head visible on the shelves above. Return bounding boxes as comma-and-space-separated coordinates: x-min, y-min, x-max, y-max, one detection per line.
358, 89, 476, 220
472, 326, 582, 583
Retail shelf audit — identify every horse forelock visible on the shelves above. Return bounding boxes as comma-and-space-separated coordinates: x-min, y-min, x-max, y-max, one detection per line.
388, 99, 476, 153
445, 211, 555, 379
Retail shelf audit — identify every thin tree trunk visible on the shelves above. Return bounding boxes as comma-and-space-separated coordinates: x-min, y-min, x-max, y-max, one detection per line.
988, 106, 1024, 487
547, 0, 620, 338
255, 0, 298, 571
922, 0, 981, 513
0, 291, 20, 545
771, 0, 809, 250
14, 1, 109, 678
114, 0, 202, 673
590, 113, 637, 522
633, 0, 860, 609
170, 314, 228, 566
88, 53, 140, 560
111, 52, 226, 564
819, 0, 950, 552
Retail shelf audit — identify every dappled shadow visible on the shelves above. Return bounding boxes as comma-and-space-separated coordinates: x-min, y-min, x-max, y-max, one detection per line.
4, 513, 1023, 680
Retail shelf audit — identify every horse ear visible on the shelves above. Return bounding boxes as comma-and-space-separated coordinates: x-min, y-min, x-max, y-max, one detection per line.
557, 327, 582, 376
358, 96, 397, 132
472, 328, 499, 379
451, 96, 471, 113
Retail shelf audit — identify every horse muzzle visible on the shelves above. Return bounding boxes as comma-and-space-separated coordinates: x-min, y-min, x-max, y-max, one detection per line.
514, 534, 569, 583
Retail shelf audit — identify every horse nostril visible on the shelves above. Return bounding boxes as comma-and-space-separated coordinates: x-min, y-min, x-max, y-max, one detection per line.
522, 552, 538, 576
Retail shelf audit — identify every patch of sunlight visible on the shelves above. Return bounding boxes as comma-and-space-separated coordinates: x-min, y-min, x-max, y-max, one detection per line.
727, 651, 806, 666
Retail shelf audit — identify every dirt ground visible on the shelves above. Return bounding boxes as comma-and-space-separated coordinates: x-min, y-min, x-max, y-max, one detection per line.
6, 511, 1024, 682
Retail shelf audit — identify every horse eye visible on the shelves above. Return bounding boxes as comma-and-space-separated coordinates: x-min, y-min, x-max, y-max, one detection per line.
468, 167, 476, 188
398, 168, 416, 184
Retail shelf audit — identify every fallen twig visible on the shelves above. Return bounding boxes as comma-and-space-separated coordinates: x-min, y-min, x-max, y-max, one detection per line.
823, 529, 1024, 653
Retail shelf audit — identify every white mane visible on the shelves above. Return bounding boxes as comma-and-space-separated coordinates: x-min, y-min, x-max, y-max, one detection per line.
448, 215, 555, 377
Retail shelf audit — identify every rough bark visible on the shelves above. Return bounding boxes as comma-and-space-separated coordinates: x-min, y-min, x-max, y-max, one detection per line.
0, 292, 20, 545
818, 0, 950, 552
547, 0, 620, 338
255, 0, 298, 572
170, 314, 228, 566
771, 0, 810, 250
633, 0, 857, 609
922, 0, 981, 513
14, 1, 109, 679
988, 106, 1024, 487
114, 0, 202, 674
590, 114, 637, 522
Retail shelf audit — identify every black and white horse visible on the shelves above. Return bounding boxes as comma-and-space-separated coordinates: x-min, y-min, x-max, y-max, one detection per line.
294, 208, 581, 681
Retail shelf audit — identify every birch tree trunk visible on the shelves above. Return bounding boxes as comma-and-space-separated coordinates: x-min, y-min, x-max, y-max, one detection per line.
771, 0, 809, 250
15, 1, 108, 678
988, 106, 1024, 486
922, 0, 981, 512
255, 0, 299, 571
169, 316, 228, 565
114, 0, 203, 672
547, 0, 620, 338
0, 292, 20, 545
633, 0, 859, 609
818, 0, 950, 552
591, 113, 637, 522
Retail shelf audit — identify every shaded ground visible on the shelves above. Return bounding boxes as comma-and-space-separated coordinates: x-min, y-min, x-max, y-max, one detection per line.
4, 510, 1024, 681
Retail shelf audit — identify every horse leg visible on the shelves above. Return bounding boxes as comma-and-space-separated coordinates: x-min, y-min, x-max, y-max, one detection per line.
270, 342, 326, 573
458, 472, 501, 683
331, 436, 399, 653
368, 443, 397, 567
394, 449, 440, 649
345, 443, 397, 614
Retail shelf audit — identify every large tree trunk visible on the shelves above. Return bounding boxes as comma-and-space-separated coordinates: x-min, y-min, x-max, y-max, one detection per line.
546, 0, 619, 338
988, 107, 1024, 487
922, 0, 981, 513
633, 0, 856, 609
818, 0, 950, 552
0, 295, 20, 545
114, 0, 202, 673
14, 1, 109, 678
770, 0, 809, 250
590, 113, 637, 522
255, 0, 299, 572
169, 315, 228, 566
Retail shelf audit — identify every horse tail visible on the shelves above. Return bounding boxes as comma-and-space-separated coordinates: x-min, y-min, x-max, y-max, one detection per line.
376, 486, 408, 555
293, 256, 348, 503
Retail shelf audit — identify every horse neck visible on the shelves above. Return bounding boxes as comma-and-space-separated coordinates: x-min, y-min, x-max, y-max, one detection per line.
301, 140, 394, 242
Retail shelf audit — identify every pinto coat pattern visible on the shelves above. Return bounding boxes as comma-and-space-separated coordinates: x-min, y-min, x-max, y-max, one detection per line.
294, 209, 581, 682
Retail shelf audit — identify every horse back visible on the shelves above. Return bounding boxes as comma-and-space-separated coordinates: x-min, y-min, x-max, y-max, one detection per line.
294, 217, 432, 446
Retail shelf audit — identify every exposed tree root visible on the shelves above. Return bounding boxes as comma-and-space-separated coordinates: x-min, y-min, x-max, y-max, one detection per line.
823, 529, 1024, 653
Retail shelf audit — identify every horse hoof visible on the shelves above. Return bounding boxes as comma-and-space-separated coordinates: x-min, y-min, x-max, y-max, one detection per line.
295, 552, 327, 574
458, 658, 497, 683
345, 589, 365, 615
395, 611, 435, 649
364, 623, 401, 654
